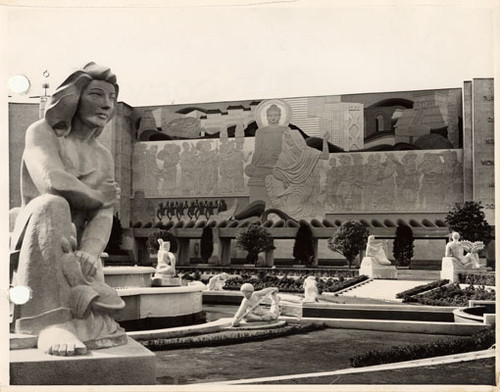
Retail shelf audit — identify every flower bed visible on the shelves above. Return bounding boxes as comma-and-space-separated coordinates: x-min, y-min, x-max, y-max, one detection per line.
222, 274, 369, 294
350, 327, 494, 368
403, 283, 495, 306
458, 272, 495, 286
396, 279, 449, 300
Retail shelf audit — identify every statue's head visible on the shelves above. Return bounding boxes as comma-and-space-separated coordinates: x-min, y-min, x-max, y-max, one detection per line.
451, 232, 460, 241
45, 62, 119, 137
240, 283, 254, 298
266, 104, 281, 125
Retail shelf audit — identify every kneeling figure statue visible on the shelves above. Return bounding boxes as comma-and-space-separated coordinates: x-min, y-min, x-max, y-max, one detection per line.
231, 284, 280, 327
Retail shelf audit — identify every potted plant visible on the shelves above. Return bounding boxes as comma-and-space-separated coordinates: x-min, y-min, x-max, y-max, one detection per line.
327, 220, 369, 268
235, 223, 274, 265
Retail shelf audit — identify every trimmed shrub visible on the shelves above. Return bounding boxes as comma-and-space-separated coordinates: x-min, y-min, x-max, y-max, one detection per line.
392, 222, 414, 266
350, 327, 494, 367
293, 220, 315, 267
328, 220, 369, 268
200, 226, 214, 263
235, 223, 274, 264
146, 230, 178, 254
445, 201, 493, 247
104, 213, 126, 255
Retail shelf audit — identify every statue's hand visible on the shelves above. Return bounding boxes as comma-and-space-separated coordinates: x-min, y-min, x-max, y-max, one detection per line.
100, 180, 120, 207
75, 251, 99, 278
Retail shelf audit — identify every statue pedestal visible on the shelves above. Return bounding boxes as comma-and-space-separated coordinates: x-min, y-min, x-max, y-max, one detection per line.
10, 337, 156, 385
359, 257, 397, 279
152, 276, 182, 287
440, 257, 489, 283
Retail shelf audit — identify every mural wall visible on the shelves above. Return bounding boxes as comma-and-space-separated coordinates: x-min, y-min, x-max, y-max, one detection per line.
132, 137, 463, 220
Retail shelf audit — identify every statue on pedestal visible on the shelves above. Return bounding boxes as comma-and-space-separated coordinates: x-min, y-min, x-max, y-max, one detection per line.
10, 63, 127, 356
231, 284, 280, 327
365, 235, 392, 266
302, 276, 319, 303
445, 232, 484, 269
152, 240, 180, 286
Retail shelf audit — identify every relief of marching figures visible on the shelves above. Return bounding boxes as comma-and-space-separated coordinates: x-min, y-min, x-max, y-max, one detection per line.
132, 139, 463, 217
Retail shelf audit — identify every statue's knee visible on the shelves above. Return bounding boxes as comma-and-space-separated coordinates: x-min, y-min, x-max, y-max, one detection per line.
30, 195, 71, 216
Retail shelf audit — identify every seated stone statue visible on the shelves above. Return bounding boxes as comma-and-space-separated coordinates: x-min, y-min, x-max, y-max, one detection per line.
231, 284, 280, 327
302, 276, 319, 303
365, 235, 392, 266
206, 272, 230, 291
10, 63, 127, 356
154, 240, 176, 277
445, 232, 484, 268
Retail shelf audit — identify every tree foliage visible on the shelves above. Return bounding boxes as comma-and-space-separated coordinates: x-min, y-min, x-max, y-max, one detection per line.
293, 220, 315, 266
200, 226, 214, 262
327, 220, 369, 268
445, 201, 493, 246
392, 222, 414, 266
235, 223, 274, 264
104, 213, 125, 255
146, 230, 178, 254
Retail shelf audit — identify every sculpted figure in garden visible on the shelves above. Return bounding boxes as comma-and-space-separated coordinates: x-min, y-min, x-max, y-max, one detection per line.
231, 284, 281, 327
365, 235, 392, 266
10, 63, 127, 356
302, 276, 319, 303
445, 232, 484, 268
266, 128, 330, 217
154, 240, 176, 278
206, 272, 230, 291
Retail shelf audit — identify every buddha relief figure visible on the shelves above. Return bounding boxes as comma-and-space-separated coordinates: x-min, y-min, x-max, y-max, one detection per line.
10, 63, 127, 356
245, 100, 292, 205
265, 127, 330, 218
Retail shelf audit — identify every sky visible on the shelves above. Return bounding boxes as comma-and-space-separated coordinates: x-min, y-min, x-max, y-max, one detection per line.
4, 0, 498, 107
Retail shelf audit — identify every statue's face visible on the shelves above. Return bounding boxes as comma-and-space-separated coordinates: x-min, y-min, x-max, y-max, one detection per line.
267, 109, 281, 125
242, 290, 253, 299
76, 80, 116, 128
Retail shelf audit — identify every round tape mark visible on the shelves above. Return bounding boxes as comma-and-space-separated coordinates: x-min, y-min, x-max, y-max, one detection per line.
9, 74, 31, 94
9, 286, 32, 305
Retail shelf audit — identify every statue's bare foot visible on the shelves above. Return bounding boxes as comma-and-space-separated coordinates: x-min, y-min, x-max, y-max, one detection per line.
38, 322, 87, 356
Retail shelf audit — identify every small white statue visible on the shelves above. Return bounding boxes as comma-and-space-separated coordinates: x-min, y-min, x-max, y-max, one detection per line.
303, 276, 319, 303
206, 272, 230, 291
445, 232, 484, 268
154, 239, 176, 278
365, 235, 392, 266
231, 284, 280, 327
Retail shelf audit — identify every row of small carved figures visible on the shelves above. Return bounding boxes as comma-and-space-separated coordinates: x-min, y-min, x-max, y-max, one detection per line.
129, 217, 449, 230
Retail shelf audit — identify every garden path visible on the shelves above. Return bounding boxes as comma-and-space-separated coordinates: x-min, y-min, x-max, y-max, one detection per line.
335, 279, 433, 302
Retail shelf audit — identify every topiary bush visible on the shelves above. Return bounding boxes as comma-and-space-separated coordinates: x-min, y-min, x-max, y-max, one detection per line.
235, 223, 274, 265
392, 222, 414, 267
146, 230, 178, 254
104, 212, 127, 255
293, 220, 315, 267
445, 201, 493, 247
200, 226, 214, 263
328, 220, 369, 268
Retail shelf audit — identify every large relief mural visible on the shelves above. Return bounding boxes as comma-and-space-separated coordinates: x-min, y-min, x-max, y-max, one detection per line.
132, 94, 465, 220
